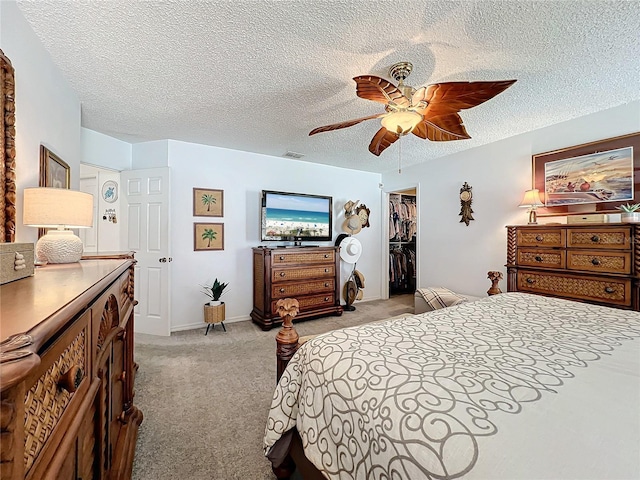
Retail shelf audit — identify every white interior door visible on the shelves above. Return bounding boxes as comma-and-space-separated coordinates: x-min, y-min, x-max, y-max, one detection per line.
79, 175, 99, 253
121, 167, 171, 336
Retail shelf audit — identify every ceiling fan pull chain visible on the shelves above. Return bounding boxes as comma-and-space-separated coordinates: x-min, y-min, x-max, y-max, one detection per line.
398, 133, 402, 174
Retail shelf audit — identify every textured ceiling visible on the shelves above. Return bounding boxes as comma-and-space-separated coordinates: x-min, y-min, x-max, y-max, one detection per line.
16, 0, 640, 174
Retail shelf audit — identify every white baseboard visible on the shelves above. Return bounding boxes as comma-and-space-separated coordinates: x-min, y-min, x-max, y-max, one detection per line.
171, 314, 251, 333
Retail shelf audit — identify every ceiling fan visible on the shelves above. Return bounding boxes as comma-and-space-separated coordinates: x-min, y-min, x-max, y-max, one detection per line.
309, 62, 516, 156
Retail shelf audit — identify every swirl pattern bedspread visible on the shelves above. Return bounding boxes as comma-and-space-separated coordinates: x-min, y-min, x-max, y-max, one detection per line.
264, 292, 640, 479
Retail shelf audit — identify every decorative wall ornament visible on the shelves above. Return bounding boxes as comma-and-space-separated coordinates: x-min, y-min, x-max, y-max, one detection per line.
194, 222, 224, 251
102, 180, 118, 203
193, 188, 223, 217
356, 204, 371, 228
459, 182, 474, 226
1, 49, 16, 243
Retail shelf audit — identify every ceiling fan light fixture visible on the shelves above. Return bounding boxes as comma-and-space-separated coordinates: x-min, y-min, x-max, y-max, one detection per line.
381, 110, 423, 135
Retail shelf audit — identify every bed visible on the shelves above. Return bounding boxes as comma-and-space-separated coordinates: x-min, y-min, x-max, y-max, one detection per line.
264, 292, 640, 479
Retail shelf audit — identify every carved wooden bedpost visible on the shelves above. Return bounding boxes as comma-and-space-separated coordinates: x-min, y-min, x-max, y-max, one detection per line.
487, 271, 503, 296
275, 298, 300, 382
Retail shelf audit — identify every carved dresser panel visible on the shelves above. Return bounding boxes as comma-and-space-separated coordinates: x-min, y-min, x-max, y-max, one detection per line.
0, 257, 142, 480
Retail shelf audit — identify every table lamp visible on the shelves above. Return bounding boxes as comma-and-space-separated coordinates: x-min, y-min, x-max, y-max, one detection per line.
518, 188, 544, 224
23, 187, 94, 263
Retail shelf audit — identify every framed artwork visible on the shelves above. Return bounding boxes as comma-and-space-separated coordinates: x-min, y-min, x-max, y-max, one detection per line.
533, 132, 640, 216
102, 180, 118, 203
39, 145, 70, 238
40, 145, 70, 189
194, 223, 224, 251
1, 49, 16, 242
193, 188, 223, 217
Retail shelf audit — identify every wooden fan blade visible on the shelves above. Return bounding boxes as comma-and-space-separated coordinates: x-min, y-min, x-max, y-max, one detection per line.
412, 114, 471, 141
354, 76, 410, 108
415, 80, 516, 118
309, 113, 384, 136
369, 127, 399, 156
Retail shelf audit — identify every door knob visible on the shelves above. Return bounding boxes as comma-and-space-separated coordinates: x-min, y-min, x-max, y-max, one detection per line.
159, 257, 167, 263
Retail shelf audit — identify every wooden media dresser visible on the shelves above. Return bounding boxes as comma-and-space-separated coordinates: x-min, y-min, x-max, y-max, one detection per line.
0, 256, 142, 479
506, 223, 639, 310
251, 246, 343, 330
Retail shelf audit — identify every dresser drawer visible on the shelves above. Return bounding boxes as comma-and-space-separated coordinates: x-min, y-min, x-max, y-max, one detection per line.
517, 229, 565, 247
517, 270, 631, 307
24, 314, 90, 474
566, 227, 631, 250
517, 248, 565, 269
272, 250, 335, 265
271, 279, 334, 299
272, 265, 335, 282
567, 250, 632, 275
271, 292, 336, 314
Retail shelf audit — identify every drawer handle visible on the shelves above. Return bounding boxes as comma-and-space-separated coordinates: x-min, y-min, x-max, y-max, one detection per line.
324, 254, 329, 258
604, 286, 615, 294
324, 282, 329, 287
525, 277, 535, 284
591, 258, 601, 266
591, 235, 600, 243
279, 256, 285, 260
324, 268, 329, 273
324, 297, 329, 302
280, 272, 286, 277
279, 288, 285, 293
58, 365, 83, 393
534, 256, 543, 262
535, 235, 543, 242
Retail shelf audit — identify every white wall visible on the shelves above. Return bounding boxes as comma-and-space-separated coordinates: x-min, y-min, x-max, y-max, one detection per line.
132, 141, 169, 169
79, 163, 122, 252
167, 140, 382, 331
382, 101, 640, 297
1, 1, 81, 244
81, 128, 132, 170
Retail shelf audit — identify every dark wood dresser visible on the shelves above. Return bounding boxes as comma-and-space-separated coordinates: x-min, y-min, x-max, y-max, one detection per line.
251, 246, 343, 330
506, 223, 639, 310
0, 257, 142, 480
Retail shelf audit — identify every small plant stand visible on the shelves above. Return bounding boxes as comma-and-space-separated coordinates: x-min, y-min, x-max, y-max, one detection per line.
204, 302, 226, 334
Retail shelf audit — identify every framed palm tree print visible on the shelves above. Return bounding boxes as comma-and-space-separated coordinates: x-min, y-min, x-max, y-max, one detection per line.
194, 223, 224, 251
193, 188, 223, 217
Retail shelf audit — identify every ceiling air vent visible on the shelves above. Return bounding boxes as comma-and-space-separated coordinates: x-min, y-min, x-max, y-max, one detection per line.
283, 151, 305, 159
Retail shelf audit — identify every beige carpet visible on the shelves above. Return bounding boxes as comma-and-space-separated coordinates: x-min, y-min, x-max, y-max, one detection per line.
131, 295, 414, 480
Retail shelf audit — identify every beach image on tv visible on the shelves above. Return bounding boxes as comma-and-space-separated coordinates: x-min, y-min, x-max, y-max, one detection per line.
263, 193, 330, 239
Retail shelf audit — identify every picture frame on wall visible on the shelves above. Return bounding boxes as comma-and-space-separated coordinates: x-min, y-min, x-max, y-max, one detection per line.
533, 132, 640, 216
194, 222, 224, 251
40, 145, 70, 189
39, 145, 70, 237
193, 188, 223, 217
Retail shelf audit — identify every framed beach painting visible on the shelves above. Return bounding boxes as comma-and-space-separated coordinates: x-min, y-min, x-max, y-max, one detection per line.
194, 223, 224, 251
193, 188, 223, 217
533, 132, 640, 216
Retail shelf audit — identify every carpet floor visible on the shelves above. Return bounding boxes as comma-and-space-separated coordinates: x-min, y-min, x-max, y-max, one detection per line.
131, 294, 414, 480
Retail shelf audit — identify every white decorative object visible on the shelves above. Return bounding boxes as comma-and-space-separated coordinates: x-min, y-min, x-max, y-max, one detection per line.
621, 212, 640, 223
14, 252, 25, 271
23, 188, 94, 264
102, 180, 118, 203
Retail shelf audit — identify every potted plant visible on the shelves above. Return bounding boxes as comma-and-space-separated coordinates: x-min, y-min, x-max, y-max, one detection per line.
616, 203, 640, 223
201, 278, 228, 334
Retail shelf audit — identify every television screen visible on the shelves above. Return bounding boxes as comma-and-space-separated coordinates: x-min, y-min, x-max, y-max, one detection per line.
261, 190, 332, 242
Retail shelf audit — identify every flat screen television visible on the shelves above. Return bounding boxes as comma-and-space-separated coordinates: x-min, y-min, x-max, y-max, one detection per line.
260, 190, 332, 243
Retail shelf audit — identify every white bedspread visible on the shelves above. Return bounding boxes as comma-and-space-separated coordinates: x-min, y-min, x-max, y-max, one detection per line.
264, 292, 640, 479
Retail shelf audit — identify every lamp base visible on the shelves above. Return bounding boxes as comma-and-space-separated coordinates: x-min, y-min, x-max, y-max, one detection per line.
527, 208, 538, 225
36, 230, 84, 264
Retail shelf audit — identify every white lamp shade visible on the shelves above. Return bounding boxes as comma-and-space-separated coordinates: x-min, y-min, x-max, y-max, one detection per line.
23, 187, 94, 228
518, 189, 543, 208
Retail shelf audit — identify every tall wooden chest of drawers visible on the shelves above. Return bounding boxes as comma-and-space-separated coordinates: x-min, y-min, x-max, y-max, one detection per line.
506, 223, 639, 310
0, 257, 142, 480
251, 246, 343, 330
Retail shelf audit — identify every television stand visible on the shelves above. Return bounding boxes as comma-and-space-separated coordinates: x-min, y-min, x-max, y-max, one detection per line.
251, 246, 343, 330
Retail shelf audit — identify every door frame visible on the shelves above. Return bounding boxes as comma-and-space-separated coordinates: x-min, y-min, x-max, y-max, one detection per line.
382, 183, 420, 300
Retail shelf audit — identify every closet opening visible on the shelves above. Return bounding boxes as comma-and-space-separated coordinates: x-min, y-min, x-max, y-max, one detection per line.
388, 188, 417, 297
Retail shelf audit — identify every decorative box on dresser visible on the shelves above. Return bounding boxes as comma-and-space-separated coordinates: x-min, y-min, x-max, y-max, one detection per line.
0, 256, 142, 480
506, 223, 639, 311
251, 246, 343, 330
